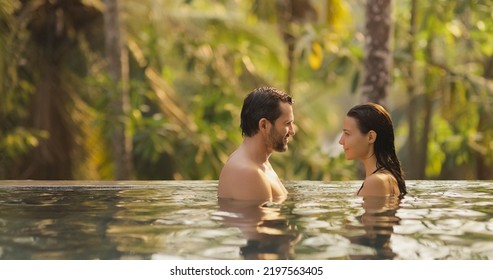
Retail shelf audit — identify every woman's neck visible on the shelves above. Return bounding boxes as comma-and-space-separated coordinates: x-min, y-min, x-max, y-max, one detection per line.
362, 153, 378, 177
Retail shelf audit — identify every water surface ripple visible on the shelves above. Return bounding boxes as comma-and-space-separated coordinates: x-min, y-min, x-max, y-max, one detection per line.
0, 180, 492, 260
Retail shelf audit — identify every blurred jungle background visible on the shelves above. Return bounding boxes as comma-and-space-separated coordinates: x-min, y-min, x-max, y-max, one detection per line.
1, 0, 492, 181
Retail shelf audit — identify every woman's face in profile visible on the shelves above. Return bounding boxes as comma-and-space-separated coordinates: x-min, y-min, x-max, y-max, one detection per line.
339, 116, 371, 161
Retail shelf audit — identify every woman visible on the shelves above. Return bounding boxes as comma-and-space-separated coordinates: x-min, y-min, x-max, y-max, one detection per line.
339, 103, 406, 197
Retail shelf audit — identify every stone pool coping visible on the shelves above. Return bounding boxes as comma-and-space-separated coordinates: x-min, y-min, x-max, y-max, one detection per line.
0, 180, 220, 189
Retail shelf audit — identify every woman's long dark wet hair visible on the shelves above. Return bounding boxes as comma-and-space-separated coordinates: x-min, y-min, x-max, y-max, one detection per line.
347, 103, 407, 196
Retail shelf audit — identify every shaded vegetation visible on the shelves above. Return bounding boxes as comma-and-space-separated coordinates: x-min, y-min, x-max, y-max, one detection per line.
1, 0, 492, 180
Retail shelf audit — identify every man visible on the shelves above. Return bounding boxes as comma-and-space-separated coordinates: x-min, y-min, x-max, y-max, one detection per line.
218, 87, 295, 201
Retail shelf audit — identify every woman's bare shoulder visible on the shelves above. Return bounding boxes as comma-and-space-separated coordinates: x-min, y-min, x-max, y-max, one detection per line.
359, 173, 394, 196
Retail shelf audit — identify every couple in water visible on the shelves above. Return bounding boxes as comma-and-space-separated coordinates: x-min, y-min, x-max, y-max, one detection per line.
217, 86, 407, 202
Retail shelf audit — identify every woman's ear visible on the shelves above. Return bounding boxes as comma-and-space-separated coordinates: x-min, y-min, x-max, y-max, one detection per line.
368, 130, 377, 144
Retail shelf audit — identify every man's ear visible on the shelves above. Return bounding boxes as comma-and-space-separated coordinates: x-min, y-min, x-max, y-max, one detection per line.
259, 118, 270, 132
368, 130, 377, 144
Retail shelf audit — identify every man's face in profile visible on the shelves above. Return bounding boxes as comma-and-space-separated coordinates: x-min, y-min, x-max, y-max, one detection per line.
268, 102, 295, 152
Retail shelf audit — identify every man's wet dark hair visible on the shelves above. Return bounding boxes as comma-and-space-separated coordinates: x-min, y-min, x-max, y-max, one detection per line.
240, 87, 293, 137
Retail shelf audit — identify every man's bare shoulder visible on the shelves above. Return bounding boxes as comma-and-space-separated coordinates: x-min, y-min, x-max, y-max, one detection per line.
218, 157, 272, 201
219, 149, 259, 179
219, 159, 258, 180
222, 151, 252, 170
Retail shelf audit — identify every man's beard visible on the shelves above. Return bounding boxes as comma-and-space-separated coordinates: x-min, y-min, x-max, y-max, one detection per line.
269, 127, 288, 152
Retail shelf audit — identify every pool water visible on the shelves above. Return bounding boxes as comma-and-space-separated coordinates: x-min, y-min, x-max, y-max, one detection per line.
0, 180, 492, 260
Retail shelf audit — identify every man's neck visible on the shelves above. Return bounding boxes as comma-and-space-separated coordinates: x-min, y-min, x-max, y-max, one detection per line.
242, 136, 272, 164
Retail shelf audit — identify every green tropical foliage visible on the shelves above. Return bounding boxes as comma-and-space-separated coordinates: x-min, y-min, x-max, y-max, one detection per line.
1, 0, 492, 181
393, 0, 493, 179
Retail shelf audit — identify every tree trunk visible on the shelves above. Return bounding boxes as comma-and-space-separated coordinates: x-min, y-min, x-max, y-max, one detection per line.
361, 0, 393, 105
414, 32, 438, 180
477, 55, 493, 179
475, 108, 493, 179
20, 0, 76, 179
104, 0, 133, 179
276, 0, 296, 95
418, 88, 432, 179
275, 0, 317, 95
406, 0, 418, 179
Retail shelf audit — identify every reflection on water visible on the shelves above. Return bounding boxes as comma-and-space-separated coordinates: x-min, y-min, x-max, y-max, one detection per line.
217, 199, 301, 260
0, 189, 123, 259
346, 196, 401, 259
0, 180, 493, 259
